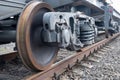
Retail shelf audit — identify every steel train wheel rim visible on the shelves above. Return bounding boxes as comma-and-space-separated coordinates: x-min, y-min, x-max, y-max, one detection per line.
17, 1, 58, 71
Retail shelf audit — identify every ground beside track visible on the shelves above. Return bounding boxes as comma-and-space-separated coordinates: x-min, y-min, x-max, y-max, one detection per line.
59, 36, 120, 80
0, 34, 119, 80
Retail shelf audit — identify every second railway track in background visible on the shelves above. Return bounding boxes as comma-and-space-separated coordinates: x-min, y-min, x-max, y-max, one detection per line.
0, 31, 105, 63
24, 33, 120, 80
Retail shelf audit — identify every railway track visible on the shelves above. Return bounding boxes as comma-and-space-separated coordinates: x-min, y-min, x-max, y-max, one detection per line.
0, 32, 118, 80
24, 33, 120, 80
0, 31, 104, 63
0, 1, 119, 80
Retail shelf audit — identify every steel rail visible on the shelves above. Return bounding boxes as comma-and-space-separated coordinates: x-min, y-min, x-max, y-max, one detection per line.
25, 33, 120, 80
0, 52, 17, 62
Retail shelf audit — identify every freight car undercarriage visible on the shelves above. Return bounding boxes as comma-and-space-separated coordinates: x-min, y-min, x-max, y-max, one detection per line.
0, 0, 119, 71
17, 2, 98, 71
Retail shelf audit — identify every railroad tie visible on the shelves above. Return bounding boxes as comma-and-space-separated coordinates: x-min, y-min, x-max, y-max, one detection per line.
97, 51, 106, 54
80, 61, 94, 69
88, 56, 100, 62
100, 49, 107, 52
105, 46, 112, 49
93, 53, 102, 58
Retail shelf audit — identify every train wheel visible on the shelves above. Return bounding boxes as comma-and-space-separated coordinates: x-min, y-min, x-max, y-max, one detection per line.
17, 1, 59, 71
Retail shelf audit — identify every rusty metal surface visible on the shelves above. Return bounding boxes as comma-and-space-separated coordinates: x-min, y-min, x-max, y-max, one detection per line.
25, 33, 120, 80
0, 52, 17, 62
17, 1, 59, 71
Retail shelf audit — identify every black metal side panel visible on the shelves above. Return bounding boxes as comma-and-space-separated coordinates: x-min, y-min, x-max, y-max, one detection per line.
0, 0, 25, 20
43, 0, 74, 8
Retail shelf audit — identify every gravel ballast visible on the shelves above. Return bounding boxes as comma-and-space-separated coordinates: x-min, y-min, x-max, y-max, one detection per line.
0, 35, 119, 80
59, 35, 120, 80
